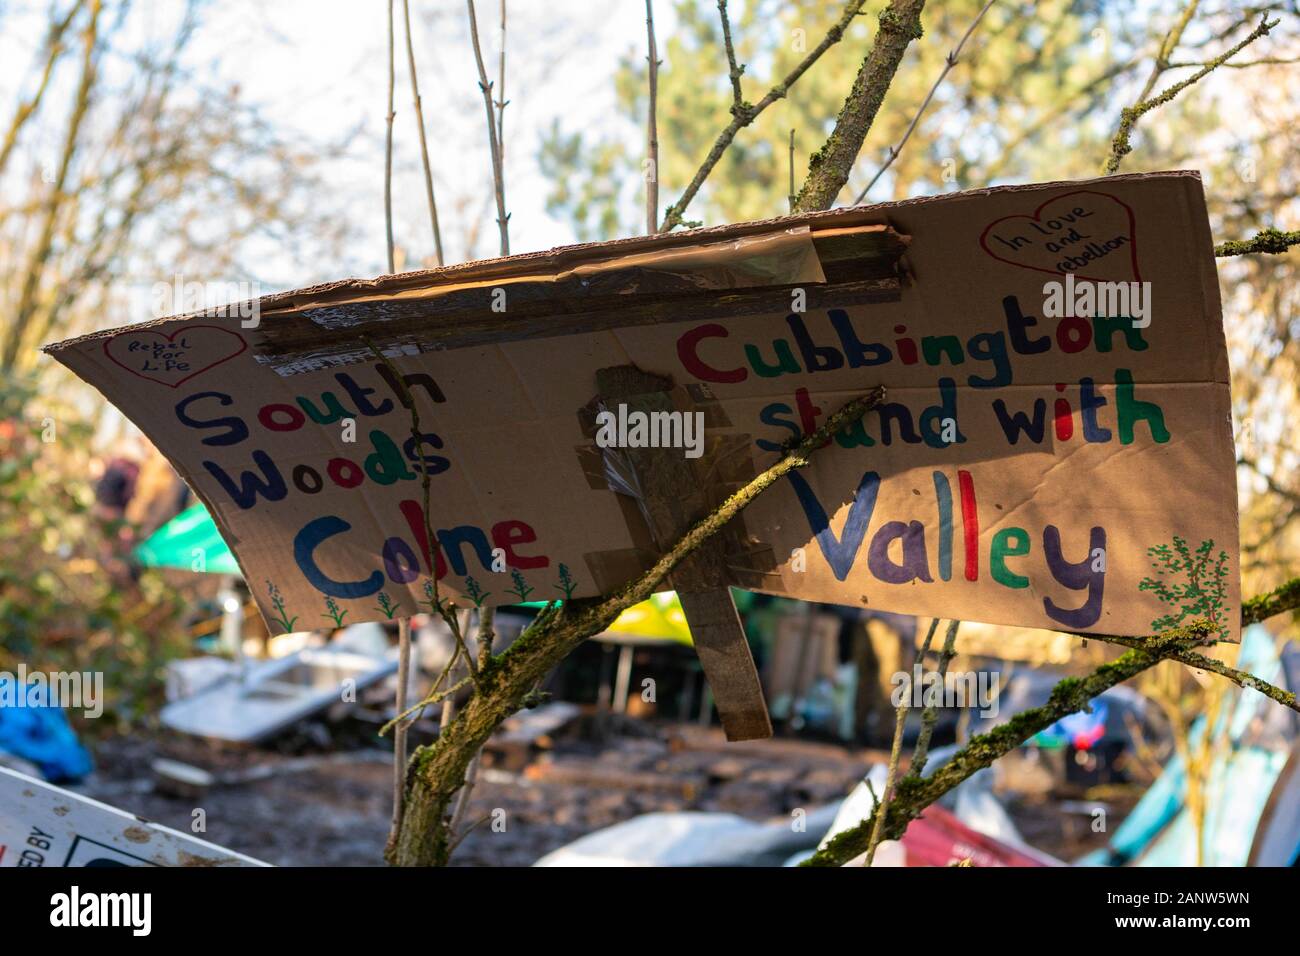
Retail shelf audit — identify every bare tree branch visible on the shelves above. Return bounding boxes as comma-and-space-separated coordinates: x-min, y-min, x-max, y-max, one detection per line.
1167, 55, 1300, 68
787, 128, 796, 213
467, 0, 509, 255
1135, 0, 1202, 104
645, 0, 660, 235
3, 0, 102, 370
0, 1, 81, 181
717, 0, 745, 106
388, 616, 412, 854
659, 0, 869, 232
1095, 634, 1299, 714
910, 618, 960, 777
853, 0, 995, 205
866, 675, 910, 865
496, 0, 507, 155
402, 0, 445, 266
385, 0, 397, 273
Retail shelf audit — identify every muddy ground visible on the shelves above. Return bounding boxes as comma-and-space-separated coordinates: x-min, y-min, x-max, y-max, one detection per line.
72, 717, 1129, 866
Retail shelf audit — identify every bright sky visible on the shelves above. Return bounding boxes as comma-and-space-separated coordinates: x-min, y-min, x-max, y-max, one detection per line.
0, 0, 677, 290
195, 0, 675, 280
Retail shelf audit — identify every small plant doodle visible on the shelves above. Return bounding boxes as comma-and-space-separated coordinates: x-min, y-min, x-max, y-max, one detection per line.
506, 568, 534, 602
554, 563, 578, 600
266, 579, 297, 633
464, 575, 490, 608
1138, 536, 1232, 640
421, 578, 446, 616
374, 591, 401, 619
323, 596, 349, 628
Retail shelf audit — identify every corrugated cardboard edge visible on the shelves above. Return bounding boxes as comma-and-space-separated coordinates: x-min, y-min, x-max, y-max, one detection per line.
42, 170, 1204, 351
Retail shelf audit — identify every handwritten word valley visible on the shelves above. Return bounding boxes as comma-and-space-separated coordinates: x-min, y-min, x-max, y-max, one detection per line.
788, 468, 1108, 629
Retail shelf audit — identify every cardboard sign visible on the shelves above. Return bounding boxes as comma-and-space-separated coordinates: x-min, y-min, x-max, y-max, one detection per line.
46, 171, 1240, 641
0, 767, 266, 867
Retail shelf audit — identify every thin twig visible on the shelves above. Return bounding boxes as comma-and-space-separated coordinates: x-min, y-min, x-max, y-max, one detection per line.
449, 752, 481, 839
467, 0, 509, 255
659, 0, 870, 231
645, 0, 660, 235
446, 810, 493, 853
1103, 14, 1278, 175
364, 340, 480, 690
787, 129, 795, 213
1166, 55, 1300, 68
477, 605, 496, 669
860, 617, 939, 865
496, 0, 507, 155
383, 643, 463, 735
717, 0, 745, 107
853, 0, 996, 205
390, 616, 412, 847
3, 0, 102, 370
1135, 0, 1201, 104
0, 1, 80, 181
385, 0, 396, 274
865, 684, 909, 865
402, 0, 444, 266
910, 619, 960, 777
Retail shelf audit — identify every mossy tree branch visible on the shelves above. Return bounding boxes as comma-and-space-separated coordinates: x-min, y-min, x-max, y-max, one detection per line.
1103, 13, 1278, 175
1096, 634, 1298, 714
391, 387, 885, 865
1214, 228, 1300, 257
802, 576, 1300, 867
792, 0, 927, 213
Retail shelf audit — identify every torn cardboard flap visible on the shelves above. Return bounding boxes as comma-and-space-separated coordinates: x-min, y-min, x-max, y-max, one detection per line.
248, 222, 904, 374
44, 171, 1240, 648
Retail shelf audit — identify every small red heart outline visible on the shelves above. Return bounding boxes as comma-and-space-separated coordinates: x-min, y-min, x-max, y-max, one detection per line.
103, 325, 248, 388
978, 189, 1141, 283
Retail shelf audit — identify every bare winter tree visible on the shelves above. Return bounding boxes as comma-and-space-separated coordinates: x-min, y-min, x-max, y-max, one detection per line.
0, 0, 348, 378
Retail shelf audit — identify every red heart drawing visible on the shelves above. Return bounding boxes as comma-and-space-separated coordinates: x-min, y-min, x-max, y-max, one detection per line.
979, 190, 1141, 283
103, 325, 248, 388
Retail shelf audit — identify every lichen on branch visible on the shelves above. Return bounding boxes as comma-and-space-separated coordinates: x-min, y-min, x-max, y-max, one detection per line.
1214, 227, 1300, 257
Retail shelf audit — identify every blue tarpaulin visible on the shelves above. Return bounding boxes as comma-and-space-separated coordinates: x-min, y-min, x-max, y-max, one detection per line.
0, 676, 93, 782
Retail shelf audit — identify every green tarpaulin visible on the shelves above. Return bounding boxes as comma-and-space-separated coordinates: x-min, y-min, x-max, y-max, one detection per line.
133, 502, 240, 575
